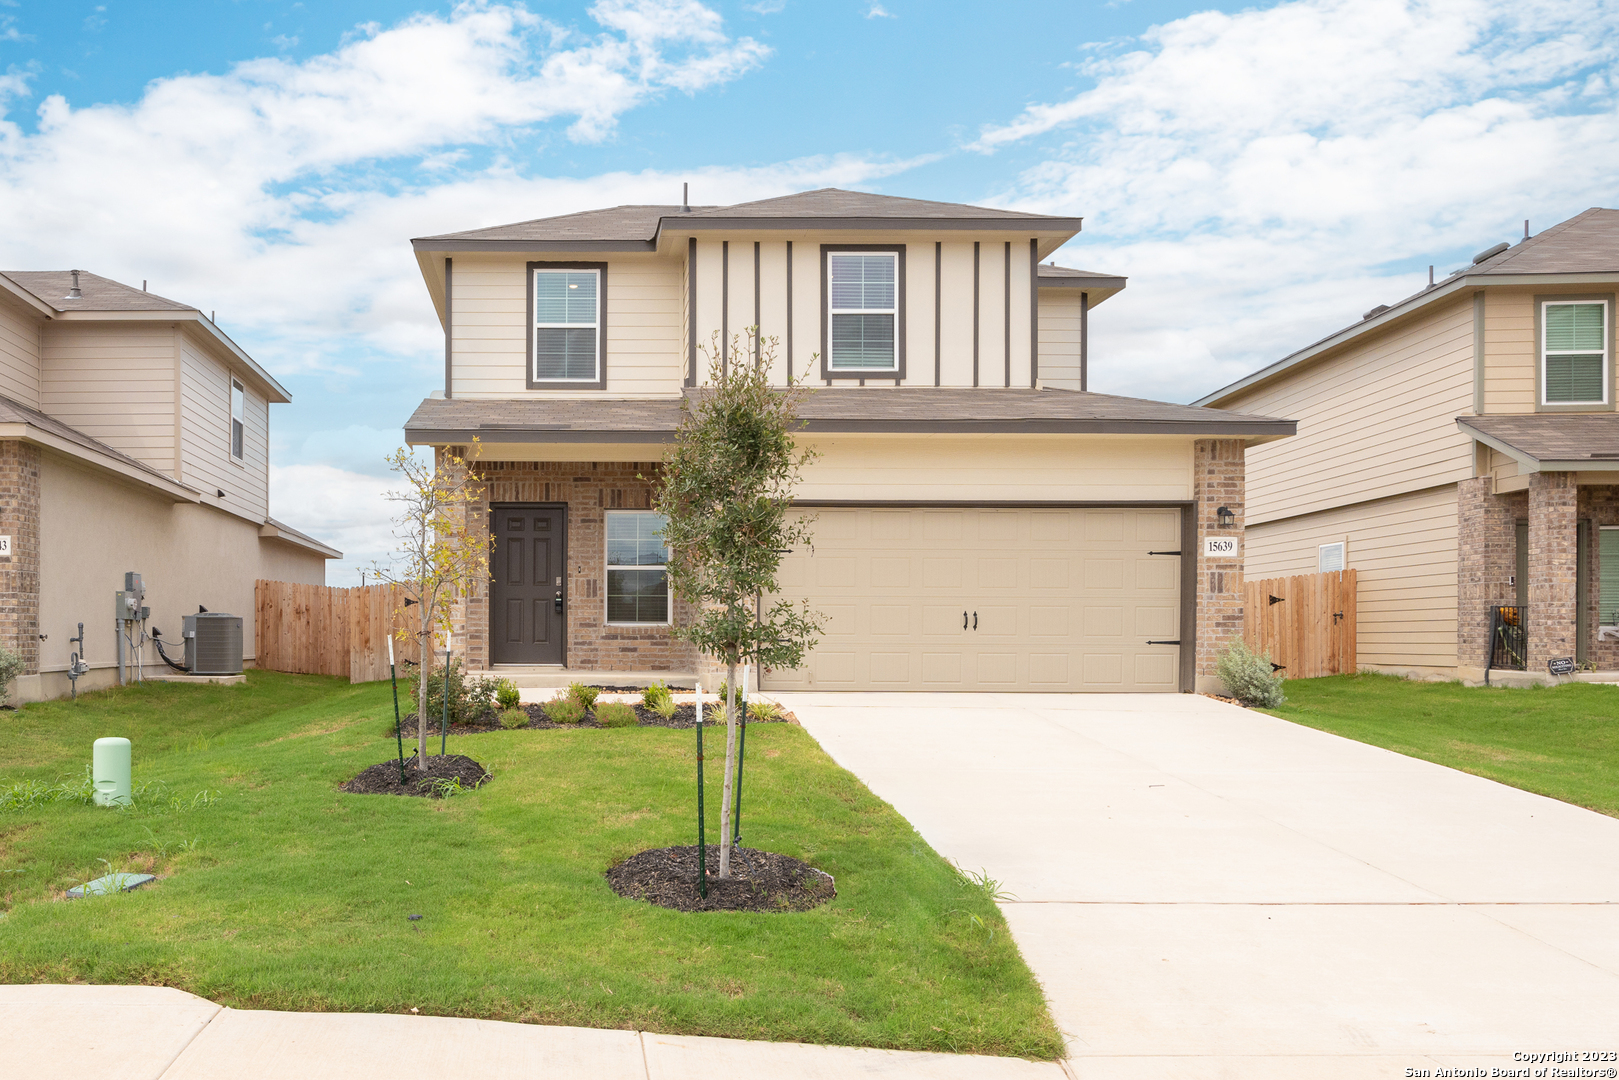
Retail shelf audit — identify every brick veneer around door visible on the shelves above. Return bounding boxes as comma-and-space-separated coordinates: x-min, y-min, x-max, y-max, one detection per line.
1527, 471, 1578, 671
0, 440, 40, 678
1193, 438, 1245, 682
450, 455, 700, 674
1456, 476, 1520, 670
1579, 484, 1619, 669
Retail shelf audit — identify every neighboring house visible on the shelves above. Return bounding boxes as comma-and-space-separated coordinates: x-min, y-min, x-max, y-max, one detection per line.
404, 189, 1294, 693
1198, 207, 1619, 683
0, 270, 339, 701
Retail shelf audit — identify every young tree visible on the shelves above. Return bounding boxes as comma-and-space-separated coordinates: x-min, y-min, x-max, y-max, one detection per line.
371, 442, 490, 771
656, 330, 826, 878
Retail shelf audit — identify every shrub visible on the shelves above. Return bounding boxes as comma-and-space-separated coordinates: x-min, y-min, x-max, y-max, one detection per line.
565, 682, 599, 709
495, 678, 521, 710
641, 680, 673, 709
1216, 640, 1286, 708
407, 659, 497, 725
499, 707, 529, 730
651, 698, 678, 721
747, 699, 783, 722
543, 698, 585, 725
595, 702, 637, 728
0, 644, 24, 705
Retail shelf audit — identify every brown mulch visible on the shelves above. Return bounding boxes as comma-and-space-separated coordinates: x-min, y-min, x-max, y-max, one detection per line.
393, 702, 795, 736
340, 754, 491, 797
605, 844, 835, 913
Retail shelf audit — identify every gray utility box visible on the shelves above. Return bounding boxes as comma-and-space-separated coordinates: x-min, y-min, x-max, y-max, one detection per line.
184, 613, 244, 675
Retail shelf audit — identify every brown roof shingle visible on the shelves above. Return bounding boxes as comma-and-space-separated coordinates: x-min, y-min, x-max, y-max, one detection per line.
1, 271, 192, 314
1457, 413, 1619, 466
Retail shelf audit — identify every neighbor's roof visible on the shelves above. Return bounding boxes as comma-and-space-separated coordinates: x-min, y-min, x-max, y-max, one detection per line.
261, 517, 343, 560
412, 188, 1085, 251
0, 391, 200, 500
1196, 207, 1619, 408
1037, 263, 1127, 305
0, 270, 292, 403
404, 387, 1295, 444
1456, 414, 1619, 472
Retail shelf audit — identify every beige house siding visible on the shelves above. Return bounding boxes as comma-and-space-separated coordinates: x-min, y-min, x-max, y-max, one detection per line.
1480, 285, 1619, 412
1224, 296, 1475, 524
40, 321, 177, 473
179, 334, 269, 521
1246, 485, 1460, 676
1038, 290, 1083, 391
0, 298, 42, 409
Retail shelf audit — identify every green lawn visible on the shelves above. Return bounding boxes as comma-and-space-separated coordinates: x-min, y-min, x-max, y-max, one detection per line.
0, 673, 1060, 1059
1265, 673, 1619, 817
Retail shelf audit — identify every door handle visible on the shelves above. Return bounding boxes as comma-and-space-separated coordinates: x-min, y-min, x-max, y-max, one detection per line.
963, 610, 968, 630
973, 611, 978, 631
555, 593, 564, 614
1146, 639, 1181, 645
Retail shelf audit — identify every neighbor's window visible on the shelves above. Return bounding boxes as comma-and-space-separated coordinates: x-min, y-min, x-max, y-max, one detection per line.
606, 511, 669, 624
1542, 301, 1608, 405
533, 268, 601, 382
1318, 541, 1346, 573
828, 252, 898, 371
230, 379, 245, 460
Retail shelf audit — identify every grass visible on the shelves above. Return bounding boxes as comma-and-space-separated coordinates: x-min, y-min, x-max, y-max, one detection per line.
1264, 672, 1619, 817
0, 672, 1060, 1059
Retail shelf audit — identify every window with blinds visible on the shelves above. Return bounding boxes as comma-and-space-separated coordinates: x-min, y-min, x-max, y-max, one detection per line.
1542, 300, 1607, 405
1601, 527, 1619, 628
828, 252, 898, 370
533, 269, 601, 382
230, 379, 245, 460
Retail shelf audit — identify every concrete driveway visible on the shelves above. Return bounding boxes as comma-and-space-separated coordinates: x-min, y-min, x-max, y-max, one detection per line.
778, 691, 1619, 1079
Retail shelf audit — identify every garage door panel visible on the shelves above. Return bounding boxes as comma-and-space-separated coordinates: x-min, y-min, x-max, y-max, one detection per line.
763, 507, 1183, 693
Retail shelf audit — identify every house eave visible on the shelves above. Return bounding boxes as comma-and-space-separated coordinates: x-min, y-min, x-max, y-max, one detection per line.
0, 422, 203, 502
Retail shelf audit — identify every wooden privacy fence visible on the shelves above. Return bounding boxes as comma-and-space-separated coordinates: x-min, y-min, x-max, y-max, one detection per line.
1243, 569, 1357, 679
255, 580, 421, 683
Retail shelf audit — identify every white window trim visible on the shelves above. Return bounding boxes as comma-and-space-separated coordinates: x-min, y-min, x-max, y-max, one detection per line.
827, 251, 900, 372
604, 510, 671, 626
1318, 540, 1347, 573
532, 267, 602, 384
1540, 299, 1610, 406
229, 378, 245, 464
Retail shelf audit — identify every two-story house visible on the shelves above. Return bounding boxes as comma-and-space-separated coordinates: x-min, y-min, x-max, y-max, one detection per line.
405, 189, 1295, 693
1198, 208, 1619, 684
0, 270, 338, 701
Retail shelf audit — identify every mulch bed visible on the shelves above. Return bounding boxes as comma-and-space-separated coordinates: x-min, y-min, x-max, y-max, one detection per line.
394, 702, 794, 737
605, 844, 836, 913
340, 754, 491, 798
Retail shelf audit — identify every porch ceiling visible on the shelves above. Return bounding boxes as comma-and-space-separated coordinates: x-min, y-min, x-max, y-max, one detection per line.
1458, 414, 1619, 473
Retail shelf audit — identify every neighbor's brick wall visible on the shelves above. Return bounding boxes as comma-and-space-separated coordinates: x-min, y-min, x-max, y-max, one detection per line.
1194, 438, 1245, 680
1579, 484, 1619, 669
1527, 471, 1578, 671
1456, 476, 1519, 669
0, 440, 40, 676
448, 454, 700, 674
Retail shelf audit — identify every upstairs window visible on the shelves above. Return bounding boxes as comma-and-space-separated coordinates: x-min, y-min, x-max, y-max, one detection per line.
828, 252, 898, 372
531, 266, 604, 387
605, 511, 670, 624
1542, 300, 1608, 405
230, 380, 245, 460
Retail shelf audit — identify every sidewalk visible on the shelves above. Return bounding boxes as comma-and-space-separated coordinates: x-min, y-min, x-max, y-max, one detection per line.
1, 984, 1068, 1080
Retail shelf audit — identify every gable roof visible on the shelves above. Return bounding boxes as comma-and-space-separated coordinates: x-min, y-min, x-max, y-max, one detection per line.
1196, 207, 1619, 408
412, 188, 1085, 252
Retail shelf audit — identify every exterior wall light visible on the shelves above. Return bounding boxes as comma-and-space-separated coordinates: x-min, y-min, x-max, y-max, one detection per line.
1216, 506, 1236, 528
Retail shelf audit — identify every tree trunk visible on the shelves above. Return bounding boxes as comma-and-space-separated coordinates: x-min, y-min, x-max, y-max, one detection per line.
717, 654, 739, 878
417, 605, 430, 770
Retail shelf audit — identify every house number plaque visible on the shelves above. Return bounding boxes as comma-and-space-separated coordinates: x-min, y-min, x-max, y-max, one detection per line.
1203, 537, 1238, 558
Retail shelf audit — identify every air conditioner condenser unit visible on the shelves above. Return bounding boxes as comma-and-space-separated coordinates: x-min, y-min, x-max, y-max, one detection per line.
184, 613, 243, 676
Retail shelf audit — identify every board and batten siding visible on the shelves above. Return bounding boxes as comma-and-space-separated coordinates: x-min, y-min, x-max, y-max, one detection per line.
1245, 485, 1460, 676
450, 253, 683, 398
1224, 295, 1476, 526
0, 297, 42, 409
1037, 290, 1083, 391
39, 321, 177, 473
179, 334, 269, 522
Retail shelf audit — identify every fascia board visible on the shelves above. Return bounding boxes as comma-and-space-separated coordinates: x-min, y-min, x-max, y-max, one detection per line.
0, 273, 56, 318
407, 418, 1297, 444
410, 239, 656, 253
666, 216, 1084, 234
0, 422, 202, 501
174, 320, 291, 404
259, 521, 343, 559
416, 249, 446, 327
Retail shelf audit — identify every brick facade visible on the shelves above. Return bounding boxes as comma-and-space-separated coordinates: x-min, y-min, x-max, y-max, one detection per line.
1578, 484, 1619, 670
1456, 477, 1520, 669
0, 440, 41, 678
1526, 472, 1578, 671
1193, 438, 1245, 683
450, 455, 700, 675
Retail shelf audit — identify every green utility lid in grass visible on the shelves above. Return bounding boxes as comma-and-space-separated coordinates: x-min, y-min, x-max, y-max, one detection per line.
66, 873, 155, 899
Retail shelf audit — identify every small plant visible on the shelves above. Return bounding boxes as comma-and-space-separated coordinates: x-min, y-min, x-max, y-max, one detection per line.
0, 643, 24, 705
543, 698, 585, 725
499, 707, 529, 730
595, 702, 637, 728
955, 862, 1017, 903
495, 678, 521, 710
641, 681, 673, 710
566, 682, 600, 709
746, 699, 783, 722
1, 768, 96, 813
429, 776, 466, 798
407, 658, 497, 726
651, 698, 678, 721
1216, 639, 1287, 708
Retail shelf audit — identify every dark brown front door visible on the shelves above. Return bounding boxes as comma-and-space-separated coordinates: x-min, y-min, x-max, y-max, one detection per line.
490, 505, 566, 665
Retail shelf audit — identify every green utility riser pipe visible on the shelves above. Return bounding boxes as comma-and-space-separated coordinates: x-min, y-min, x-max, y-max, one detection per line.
696, 697, 707, 898
92, 737, 131, 807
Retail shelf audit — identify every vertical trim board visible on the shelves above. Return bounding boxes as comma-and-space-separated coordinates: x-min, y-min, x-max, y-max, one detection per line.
934, 241, 942, 387
1003, 241, 1011, 388
972, 241, 981, 388
686, 237, 697, 387
1029, 239, 1039, 388
444, 257, 453, 399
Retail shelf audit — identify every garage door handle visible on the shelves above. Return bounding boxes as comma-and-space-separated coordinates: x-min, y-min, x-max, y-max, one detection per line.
1146, 640, 1181, 645
973, 611, 978, 630
1147, 550, 1182, 556
963, 610, 968, 630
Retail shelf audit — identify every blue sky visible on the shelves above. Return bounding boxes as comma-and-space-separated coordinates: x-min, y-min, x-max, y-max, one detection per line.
4, 0, 1618, 581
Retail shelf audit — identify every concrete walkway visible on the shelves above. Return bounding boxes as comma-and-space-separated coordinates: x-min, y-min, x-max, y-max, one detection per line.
779, 691, 1619, 1079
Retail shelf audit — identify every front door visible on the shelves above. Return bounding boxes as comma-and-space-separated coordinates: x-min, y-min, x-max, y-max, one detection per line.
490, 505, 566, 665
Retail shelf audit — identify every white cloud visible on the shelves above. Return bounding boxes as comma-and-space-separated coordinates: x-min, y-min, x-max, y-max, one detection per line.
865, 3, 896, 18
975, 0, 1619, 402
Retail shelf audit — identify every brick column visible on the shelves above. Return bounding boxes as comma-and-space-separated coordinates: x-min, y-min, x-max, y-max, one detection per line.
437, 446, 489, 671
0, 440, 41, 680
1527, 471, 1577, 672
1456, 477, 1518, 671
1193, 438, 1245, 688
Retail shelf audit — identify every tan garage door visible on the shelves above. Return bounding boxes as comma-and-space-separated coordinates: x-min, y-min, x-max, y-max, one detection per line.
762, 507, 1184, 692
